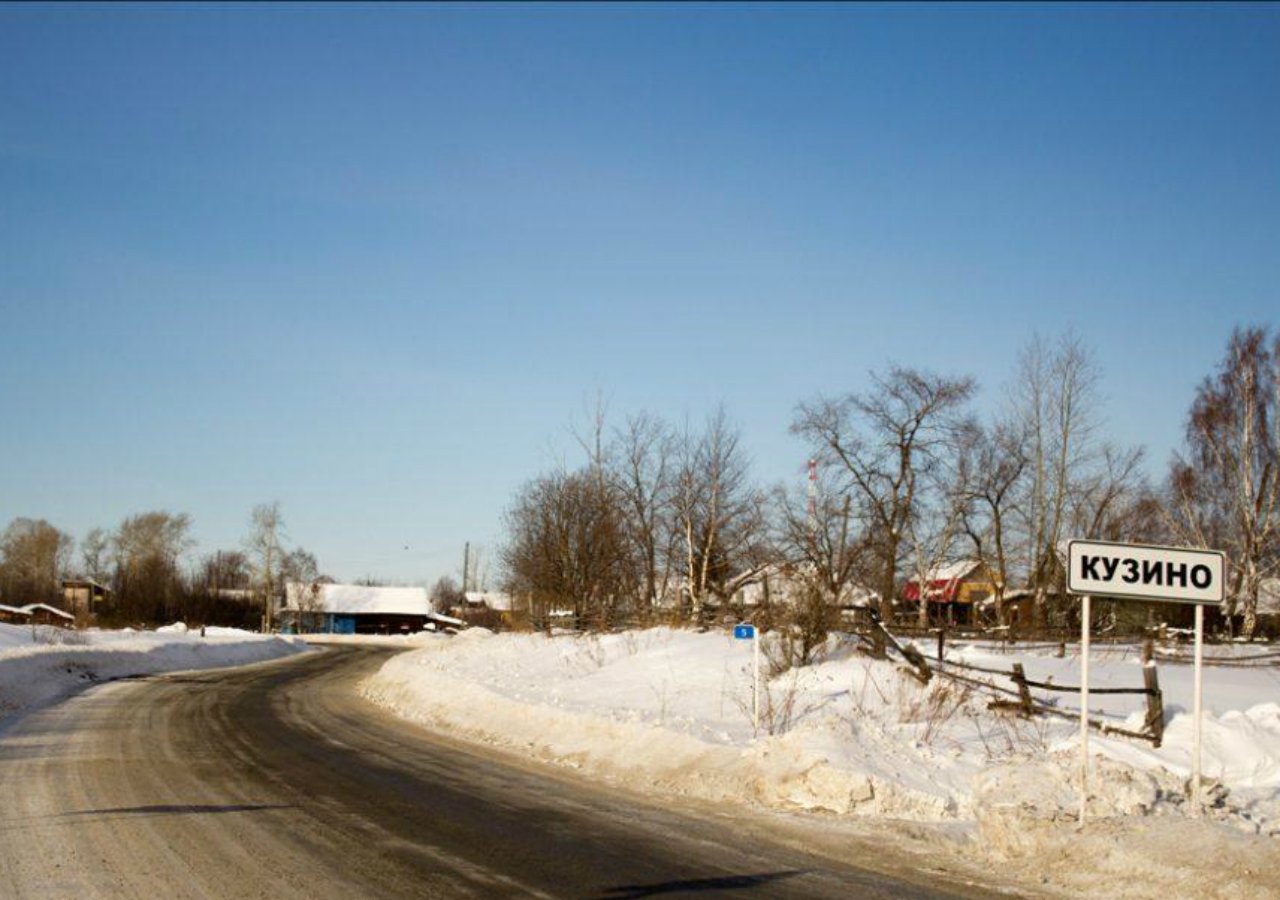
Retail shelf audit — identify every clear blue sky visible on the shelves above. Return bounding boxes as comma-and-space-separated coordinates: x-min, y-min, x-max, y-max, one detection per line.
2, 3, 1277, 585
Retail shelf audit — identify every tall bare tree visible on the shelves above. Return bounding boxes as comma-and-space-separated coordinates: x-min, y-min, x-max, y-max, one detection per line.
80, 527, 113, 585
610, 412, 677, 617
247, 502, 286, 631
670, 408, 766, 623
502, 467, 634, 630
1168, 327, 1279, 638
110, 511, 193, 624
1012, 333, 1099, 626
792, 366, 975, 651
958, 420, 1026, 625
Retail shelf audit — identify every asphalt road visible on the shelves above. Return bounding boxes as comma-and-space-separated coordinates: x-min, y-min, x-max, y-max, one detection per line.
0, 645, 997, 899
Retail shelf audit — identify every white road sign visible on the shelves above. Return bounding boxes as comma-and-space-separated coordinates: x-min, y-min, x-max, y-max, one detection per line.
1067, 539, 1225, 605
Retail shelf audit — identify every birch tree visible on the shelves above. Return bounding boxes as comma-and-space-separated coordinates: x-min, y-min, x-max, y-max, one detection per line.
1168, 327, 1279, 638
1012, 333, 1099, 627
670, 408, 765, 623
247, 502, 286, 632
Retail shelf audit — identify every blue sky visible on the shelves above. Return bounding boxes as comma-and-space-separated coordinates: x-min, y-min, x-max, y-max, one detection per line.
2, 4, 1277, 584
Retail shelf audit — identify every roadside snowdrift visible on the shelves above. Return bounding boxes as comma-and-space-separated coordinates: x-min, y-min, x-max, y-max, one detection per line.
0, 623, 306, 724
363, 627, 1280, 898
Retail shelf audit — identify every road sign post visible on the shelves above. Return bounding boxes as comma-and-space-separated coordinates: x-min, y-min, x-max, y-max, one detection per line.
733, 624, 759, 734
1079, 593, 1090, 829
1067, 539, 1225, 823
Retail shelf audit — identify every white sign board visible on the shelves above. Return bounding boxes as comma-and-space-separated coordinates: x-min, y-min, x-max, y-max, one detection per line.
1067, 539, 1225, 605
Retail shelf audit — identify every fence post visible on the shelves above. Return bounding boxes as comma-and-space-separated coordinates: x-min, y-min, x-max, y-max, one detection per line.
1011, 663, 1033, 717
936, 627, 945, 662
1142, 645, 1164, 748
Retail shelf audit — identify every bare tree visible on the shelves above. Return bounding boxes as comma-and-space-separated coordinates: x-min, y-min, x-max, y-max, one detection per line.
958, 421, 1027, 625
1011, 333, 1099, 627
1167, 327, 1279, 638
1072, 443, 1149, 541
111, 511, 193, 624
80, 527, 113, 585
247, 502, 286, 632
610, 411, 677, 618
501, 467, 634, 630
429, 575, 465, 614
670, 408, 766, 623
0, 518, 73, 605
792, 366, 975, 652
906, 438, 972, 629
773, 462, 866, 610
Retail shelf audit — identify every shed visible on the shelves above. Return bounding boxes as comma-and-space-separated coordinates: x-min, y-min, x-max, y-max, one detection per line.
21, 604, 75, 628
0, 604, 32, 625
283, 583, 431, 635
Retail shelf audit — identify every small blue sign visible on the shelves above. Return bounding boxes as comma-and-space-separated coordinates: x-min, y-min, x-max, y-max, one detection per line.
733, 624, 755, 640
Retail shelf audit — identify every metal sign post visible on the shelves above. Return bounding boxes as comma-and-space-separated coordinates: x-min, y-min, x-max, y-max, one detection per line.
1079, 593, 1091, 829
733, 624, 759, 735
1193, 603, 1204, 814
1066, 539, 1225, 823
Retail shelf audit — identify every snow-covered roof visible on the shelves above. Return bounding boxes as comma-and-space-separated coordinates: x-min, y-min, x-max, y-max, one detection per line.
0, 604, 31, 617
909, 560, 983, 584
20, 603, 75, 620
465, 591, 513, 612
285, 583, 428, 616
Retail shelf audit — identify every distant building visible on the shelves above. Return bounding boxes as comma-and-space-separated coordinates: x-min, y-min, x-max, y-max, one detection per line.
903, 560, 1001, 624
21, 604, 75, 628
457, 591, 520, 627
0, 604, 31, 625
282, 583, 435, 635
61, 578, 112, 618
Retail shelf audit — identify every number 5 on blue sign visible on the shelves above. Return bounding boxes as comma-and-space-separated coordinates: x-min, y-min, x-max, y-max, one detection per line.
734, 624, 755, 640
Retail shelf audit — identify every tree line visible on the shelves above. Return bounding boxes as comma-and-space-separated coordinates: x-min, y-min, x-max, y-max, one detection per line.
0, 502, 323, 629
500, 327, 1280, 641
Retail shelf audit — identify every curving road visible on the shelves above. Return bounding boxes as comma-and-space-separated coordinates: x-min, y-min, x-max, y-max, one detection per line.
0, 645, 997, 899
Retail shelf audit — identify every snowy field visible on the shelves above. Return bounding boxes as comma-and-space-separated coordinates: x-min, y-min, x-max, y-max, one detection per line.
0, 622, 307, 726
362, 627, 1280, 899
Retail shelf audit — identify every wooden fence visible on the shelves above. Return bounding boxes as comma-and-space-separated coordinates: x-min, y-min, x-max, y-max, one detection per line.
866, 616, 1166, 747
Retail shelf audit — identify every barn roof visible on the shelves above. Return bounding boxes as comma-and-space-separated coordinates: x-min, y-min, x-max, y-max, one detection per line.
20, 603, 75, 620
285, 583, 429, 616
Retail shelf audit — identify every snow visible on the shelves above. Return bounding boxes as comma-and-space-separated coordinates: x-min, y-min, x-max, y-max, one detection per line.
284, 582, 428, 615
0, 622, 307, 726
362, 627, 1280, 898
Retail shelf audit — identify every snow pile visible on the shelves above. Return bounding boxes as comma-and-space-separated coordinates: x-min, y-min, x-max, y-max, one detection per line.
362, 628, 1280, 896
0, 622, 306, 724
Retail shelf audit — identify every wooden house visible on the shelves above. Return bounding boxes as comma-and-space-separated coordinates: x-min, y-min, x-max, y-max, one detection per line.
903, 560, 1001, 625
21, 604, 75, 628
0, 604, 32, 625
61, 578, 112, 618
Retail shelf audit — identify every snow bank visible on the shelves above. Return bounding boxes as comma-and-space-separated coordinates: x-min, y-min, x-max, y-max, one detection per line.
362, 627, 1280, 898
0, 622, 306, 725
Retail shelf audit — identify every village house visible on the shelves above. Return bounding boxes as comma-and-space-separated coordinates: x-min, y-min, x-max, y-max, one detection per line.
20, 603, 75, 628
0, 604, 31, 625
60, 578, 112, 618
903, 560, 1001, 626
282, 583, 440, 635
